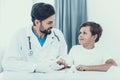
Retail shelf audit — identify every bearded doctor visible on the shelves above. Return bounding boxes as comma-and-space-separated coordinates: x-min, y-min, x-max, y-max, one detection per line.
2, 2, 67, 73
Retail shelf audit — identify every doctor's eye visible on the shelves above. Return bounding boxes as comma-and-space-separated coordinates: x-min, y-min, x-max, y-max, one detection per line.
47, 21, 53, 25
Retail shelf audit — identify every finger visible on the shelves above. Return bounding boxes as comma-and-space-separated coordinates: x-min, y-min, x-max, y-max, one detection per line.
57, 59, 63, 64
76, 66, 80, 70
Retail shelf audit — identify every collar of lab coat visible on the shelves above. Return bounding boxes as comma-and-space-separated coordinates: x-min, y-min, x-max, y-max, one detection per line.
26, 26, 56, 48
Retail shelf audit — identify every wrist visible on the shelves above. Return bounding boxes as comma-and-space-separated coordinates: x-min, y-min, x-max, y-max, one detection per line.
84, 66, 89, 71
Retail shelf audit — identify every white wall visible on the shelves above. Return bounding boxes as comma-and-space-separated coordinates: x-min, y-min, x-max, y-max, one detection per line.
0, 0, 33, 47
87, 0, 120, 63
0, 0, 54, 47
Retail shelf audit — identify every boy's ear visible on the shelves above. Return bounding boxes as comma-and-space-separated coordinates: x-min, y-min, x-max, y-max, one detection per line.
94, 34, 98, 41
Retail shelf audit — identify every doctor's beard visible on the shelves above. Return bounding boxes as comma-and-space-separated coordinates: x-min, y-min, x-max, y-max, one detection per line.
40, 27, 52, 35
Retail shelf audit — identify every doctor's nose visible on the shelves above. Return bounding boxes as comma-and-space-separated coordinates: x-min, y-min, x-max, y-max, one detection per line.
51, 23, 54, 28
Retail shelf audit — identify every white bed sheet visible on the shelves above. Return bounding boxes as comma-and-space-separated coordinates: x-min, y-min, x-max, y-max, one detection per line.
0, 67, 120, 80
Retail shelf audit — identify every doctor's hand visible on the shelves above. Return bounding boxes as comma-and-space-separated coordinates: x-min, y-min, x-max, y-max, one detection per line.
56, 58, 71, 69
35, 63, 52, 73
76, 65, 88, 71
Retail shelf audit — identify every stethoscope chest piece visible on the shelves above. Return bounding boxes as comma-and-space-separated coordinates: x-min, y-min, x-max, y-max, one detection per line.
29, 50, 33, 56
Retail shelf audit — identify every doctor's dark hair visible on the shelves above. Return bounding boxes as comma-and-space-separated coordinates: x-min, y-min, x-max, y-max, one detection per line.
31, 3, 55, 25
80, 22, 103, 42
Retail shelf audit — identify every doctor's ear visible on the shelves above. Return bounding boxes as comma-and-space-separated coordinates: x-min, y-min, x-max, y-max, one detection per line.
34, 19, 41, 26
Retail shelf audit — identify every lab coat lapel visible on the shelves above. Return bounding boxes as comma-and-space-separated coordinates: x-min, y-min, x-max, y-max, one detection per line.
43, 31, 54, 47
27, 26, 42, 49
27, 27, 55, 50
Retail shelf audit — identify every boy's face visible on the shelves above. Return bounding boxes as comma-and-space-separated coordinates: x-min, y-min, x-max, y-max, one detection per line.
78, 26, 96, 45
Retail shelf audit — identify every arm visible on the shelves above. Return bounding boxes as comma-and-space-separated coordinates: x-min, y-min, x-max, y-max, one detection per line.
54, 29, 68, 65
76, 59, 117, 72
57, 29, 68, 58
56, 46, 77, 69
56, 58, 71, 68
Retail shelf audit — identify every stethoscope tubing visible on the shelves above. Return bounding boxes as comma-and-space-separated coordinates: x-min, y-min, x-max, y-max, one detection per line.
27, 31, 60, 56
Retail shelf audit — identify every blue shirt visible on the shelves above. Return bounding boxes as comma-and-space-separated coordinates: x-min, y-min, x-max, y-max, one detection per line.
32, 29, 47, 46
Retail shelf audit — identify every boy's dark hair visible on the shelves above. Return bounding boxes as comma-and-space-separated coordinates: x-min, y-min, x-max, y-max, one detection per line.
31, 3, 55, 25
80, 22, 103, 42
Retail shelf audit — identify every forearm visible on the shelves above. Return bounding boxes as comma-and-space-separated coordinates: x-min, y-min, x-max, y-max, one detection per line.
85, 64, 112, 72
77, 59, 118, 72
56, 58, 71, 68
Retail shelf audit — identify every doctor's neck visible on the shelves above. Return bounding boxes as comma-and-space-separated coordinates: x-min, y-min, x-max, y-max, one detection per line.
32, 26, 46, 39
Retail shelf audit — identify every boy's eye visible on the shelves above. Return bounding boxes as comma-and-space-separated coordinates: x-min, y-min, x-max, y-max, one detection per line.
79, 31, 87, 35
83, 32, 86, 34
79, 32, 81, 34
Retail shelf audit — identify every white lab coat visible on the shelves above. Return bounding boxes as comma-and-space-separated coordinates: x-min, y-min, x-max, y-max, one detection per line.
2, 26, 67, 72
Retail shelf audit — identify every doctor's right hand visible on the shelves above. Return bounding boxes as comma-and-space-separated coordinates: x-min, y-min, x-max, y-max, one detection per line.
56, 58, 71, 69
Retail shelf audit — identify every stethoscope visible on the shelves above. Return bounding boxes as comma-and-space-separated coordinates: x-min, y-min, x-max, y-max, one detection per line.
27, 36, 33, 56
27, 31, 60, 56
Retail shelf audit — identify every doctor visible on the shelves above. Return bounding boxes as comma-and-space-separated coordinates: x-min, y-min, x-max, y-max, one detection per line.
2, 2, 67, 73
